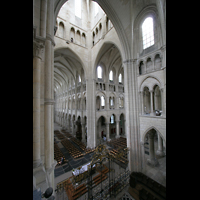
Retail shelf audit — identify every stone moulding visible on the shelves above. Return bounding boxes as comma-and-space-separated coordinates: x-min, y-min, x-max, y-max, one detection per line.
44, 99, 55, 105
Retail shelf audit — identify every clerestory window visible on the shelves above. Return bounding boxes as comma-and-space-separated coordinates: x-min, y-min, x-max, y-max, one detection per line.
97, 66, 102, 79
109, 70, 113, 81
101, 96, 105, 106
142, 17, 154, 49
75, 0, 82, 18
111, 115, 114, 124
79, 75, 81, 82
119, 73, 122, 83
94, 2, 99, 16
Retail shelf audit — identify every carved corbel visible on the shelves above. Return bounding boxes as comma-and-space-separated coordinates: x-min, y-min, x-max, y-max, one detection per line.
33, 40, 45, 60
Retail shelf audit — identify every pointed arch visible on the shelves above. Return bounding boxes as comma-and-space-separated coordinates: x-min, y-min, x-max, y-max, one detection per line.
142, 126, 165, 144
96, 115, 107, 124
139, 75, 163, 92
58, 21, 64, 38
93, 42, 123, 79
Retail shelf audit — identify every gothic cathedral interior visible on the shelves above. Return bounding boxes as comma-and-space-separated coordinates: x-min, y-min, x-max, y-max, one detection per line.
33, 0, 166, 199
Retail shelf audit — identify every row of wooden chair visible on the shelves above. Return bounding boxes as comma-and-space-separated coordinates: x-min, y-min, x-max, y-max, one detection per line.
109, 149, 128, 164
61, 130, 73, 138
63, 179, 74, 200
70, 137, 86, 151
63, 178, 87, 200
84, 148, 95, 154
70, 137, 95, 155
107, 137, 127, 149
110, 148, 127, 158
61, 133, 94, 155
55, 130, 94, 162
96, 164, 109, 175
61, 138, 83, 159
93, 173, 107, 186
72, 184, 87, 199
54, 130, 66, 140
54, 142, 67, 165
102, 168, 109, 174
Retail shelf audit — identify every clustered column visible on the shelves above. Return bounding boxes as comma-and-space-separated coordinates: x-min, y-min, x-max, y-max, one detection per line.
139, 91, 144, 115
115, 120, 120, 138
160, 88, 165, 116
150, 90, 154, 116
156, 134, 165, 156
33, 0, 58, 193
44, 37, 54, 171
44, 0, 56, 189
81, 123, 86, 144
33, 40, 44, 168
71, 120, 75, 136
106, 123, 110, 141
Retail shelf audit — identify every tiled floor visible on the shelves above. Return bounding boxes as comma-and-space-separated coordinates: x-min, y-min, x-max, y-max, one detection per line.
142, 136, 166, 187
144, 154, 166, 187
54, 123, 96, 177
54, 122, 63, 132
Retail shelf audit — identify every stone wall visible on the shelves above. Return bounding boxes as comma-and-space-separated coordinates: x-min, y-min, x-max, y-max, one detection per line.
139, 116, 166, 144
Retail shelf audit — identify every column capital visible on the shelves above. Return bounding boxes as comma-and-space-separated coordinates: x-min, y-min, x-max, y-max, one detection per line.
149, 90, 154, 93
123, 59, 133, 64
46, 33, 55, 46
123, 59, 137, 64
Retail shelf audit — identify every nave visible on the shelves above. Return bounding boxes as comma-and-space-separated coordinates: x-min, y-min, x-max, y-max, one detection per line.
53, 122, 165, 200
54, 122, 166, 184
54, 122, 96, 177
54, 122, 132, 199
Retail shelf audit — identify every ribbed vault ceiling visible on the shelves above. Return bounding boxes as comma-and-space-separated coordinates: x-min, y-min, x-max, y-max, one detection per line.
96, 43, 123, 76
54, 48, 83, 91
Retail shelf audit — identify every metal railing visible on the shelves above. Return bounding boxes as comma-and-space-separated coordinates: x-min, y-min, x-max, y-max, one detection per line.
54, 169, 130, 200
55, 143, 130, 200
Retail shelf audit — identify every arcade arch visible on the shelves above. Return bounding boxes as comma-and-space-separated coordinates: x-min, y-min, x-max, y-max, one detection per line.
142, 127, 165, 168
